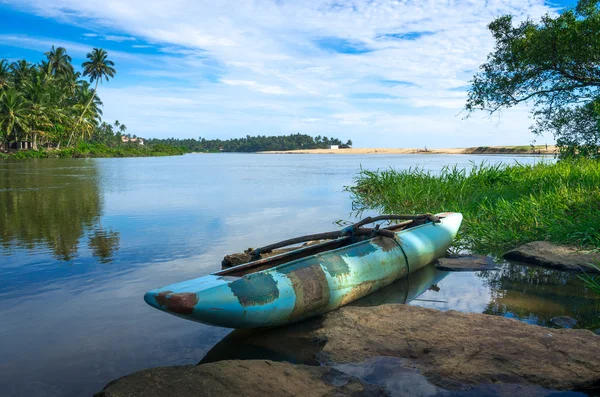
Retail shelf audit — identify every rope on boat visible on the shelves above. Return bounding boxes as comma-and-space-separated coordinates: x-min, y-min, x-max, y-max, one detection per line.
248, 214, 440, 258
389, 234, 411, 303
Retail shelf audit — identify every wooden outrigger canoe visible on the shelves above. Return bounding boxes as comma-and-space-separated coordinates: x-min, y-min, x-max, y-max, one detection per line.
144, 212, 462, 328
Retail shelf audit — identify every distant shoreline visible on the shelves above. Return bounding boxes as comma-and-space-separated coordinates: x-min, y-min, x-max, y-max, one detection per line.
257, 145, 557, 155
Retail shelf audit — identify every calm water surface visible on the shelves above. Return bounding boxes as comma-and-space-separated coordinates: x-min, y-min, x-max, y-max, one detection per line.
1, 153, 597, 397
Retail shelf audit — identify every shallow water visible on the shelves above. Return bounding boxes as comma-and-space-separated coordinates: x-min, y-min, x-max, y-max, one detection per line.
332, 356, 587, 397
1, 153, 597, 397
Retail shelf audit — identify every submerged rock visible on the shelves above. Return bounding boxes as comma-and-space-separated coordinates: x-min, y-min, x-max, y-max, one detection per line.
503, 241, 600, 273
550, 316, 578, 329
95, 360, 384, 397
435, 254, 499, 271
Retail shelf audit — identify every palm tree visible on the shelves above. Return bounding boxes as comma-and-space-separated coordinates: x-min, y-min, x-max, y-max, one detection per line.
10, 60, 32, 88
68, 48, 115, 146
23, 70, 56, 150
119, 124, 126, 134
72, 81, 103, 142
114, 120, 120, 129
0, 60, 10, 90
0, 88, 28, 149
44, 46, 74, 79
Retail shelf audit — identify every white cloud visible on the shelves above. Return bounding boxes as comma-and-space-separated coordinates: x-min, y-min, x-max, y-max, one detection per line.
221, 79, 290, 95
3, 0, 560, 146
82, 32, 136, 42
103, 35, 136, 42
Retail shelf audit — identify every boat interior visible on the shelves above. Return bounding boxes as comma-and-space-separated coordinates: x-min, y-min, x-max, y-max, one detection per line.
217, 215, 443, 277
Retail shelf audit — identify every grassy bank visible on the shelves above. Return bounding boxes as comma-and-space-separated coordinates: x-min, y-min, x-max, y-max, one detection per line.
347, 160, 600, 255
0, 143, 188, 159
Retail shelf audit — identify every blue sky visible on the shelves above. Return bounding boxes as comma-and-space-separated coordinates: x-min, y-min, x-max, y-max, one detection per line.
0, 0, 576, 147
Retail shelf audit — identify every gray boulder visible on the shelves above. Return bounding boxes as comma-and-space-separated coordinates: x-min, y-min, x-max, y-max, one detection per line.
503, 241, 600, 273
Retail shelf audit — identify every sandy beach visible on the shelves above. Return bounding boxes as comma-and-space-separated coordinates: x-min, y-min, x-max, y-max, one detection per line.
258, 145, 557, 155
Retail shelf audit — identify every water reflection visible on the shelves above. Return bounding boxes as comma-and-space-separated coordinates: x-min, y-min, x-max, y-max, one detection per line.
0, 159, 119, 262
352, 264, 450, 307
332, 356, 587, 397
88, 226, 120, 263
479, 262, 600, 329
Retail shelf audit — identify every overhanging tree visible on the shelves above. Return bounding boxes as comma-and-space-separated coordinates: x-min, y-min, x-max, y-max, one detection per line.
466, 0, 600, 157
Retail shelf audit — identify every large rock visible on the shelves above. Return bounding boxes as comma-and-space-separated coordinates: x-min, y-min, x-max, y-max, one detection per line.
98, 305, 600, 395
95, 360, 384, 397
503, 241, 600, 273
201, 305, 600, 392
312, 305, 600, 391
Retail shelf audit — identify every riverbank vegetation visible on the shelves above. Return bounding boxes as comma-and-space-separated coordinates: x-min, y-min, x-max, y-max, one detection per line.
466, 0, 600, 158
0, 142, 187, 160
347, 160, 600, 255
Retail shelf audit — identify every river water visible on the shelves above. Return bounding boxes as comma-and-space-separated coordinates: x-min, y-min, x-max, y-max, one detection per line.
1, 154, 598, 397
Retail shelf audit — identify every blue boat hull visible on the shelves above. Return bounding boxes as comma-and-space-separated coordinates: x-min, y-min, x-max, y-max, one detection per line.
145, 212, 462, 328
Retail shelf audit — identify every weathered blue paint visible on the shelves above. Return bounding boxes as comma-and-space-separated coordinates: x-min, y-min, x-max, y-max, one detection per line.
144, 213, 463, 329
229, 272, 280, 307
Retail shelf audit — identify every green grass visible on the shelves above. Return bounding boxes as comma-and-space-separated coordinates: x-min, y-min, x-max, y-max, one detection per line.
1, 143, 188, 159
346, 160, 600, 255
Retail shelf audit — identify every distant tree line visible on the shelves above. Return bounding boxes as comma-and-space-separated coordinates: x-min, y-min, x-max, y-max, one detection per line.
145, 134, 353, 153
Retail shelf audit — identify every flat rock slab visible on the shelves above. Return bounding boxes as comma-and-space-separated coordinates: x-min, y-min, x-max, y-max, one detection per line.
504, 241, 600, 273
435, 254, 499, 271
95, 360, 384, 397
310, 305, 600, 391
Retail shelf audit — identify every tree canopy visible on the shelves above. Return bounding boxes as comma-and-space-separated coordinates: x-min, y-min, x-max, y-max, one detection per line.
466, 0, 600, 158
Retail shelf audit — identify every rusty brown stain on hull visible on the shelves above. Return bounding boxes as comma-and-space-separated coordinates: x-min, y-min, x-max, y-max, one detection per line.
155, 290, 173, 307
286, 264, 330, 320
155, 291, 199, 315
